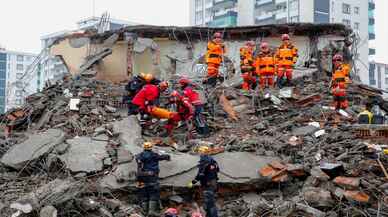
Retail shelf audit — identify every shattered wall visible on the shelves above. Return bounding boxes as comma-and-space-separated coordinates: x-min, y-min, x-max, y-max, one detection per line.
49, 24, 350, 83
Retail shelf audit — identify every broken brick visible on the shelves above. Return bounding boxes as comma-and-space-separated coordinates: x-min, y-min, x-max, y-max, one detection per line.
343, 190, 370, 203
333, 176, 360, 189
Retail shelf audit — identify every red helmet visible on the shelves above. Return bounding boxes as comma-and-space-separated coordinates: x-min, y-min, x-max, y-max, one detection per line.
333, 54, 343, 62
191, 212, 203, 217
281, 34, 290, 41
164, 208, 178, 216
260, 42, 269, 50
213, 32, 222, 39
178, 77, 191, 86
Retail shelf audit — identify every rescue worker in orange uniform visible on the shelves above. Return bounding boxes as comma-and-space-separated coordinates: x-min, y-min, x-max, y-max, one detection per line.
240, 41, 257, 91
331, 54, 349, 110
255, 42, 276, 89
205, 32, 226, 87
275, 34, 298, 88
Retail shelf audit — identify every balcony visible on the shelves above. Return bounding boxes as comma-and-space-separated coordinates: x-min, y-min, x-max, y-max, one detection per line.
274, 9, 287, 20
214, 10, 237, 19
256, 12, 275, 21
212, 0, 237, 11
369, 1, 375, 10
255, 0, 274, 7
209, 12, 237, 27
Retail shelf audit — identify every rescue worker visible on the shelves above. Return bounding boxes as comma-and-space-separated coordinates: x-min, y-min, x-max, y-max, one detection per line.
275, 34, 298, 88
358, 102, 373, 124
164, 208, 178, 217
136, 142, 171, 216
124, 73, 147, 115
240, 41, 256, 91
168, 91, 195, 136
189, 146, 220, 217
331, 54, 349, 110
205, 32, 226, 87
255, 42, 276, 89
179, 78, 210, 136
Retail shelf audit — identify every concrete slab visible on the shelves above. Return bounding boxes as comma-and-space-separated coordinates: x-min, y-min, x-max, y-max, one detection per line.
112, 117, 143, 155
59, 137, 109, 173
1, 129, 65, 170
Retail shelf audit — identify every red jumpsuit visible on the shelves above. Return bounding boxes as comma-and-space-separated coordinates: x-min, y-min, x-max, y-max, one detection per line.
206, 40, 226, 81
240, 46, 256, 91
182, 86, 209, 135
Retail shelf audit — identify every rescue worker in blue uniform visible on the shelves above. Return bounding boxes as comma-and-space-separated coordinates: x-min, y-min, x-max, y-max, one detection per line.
136, 142, 171, 216
189, 146, 219, 217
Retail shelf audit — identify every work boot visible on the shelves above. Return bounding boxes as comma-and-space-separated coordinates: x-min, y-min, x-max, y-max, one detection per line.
140, 202, 149, 216
148, 201, 160, 217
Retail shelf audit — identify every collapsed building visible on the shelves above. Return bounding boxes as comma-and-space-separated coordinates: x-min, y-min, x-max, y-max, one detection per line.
0, 23, 387, 217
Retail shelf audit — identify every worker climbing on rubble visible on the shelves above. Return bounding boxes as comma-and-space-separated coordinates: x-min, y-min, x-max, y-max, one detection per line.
189, 146, 220, 217
240, 41, 257, 91
136, 141, 171, 216
331, 54, 349, 110
255, 42, 276, 89
179, 77, 210, 136
205, 32, 226, 87
275, 34, 298, 88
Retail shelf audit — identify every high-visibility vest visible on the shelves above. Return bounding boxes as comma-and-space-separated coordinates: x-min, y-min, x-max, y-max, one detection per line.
276, 43, 298, 66
255, 52, 276, 75
206, 41, 225, 64
358, 110, 373, 124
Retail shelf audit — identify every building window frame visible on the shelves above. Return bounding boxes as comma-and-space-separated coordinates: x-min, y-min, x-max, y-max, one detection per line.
354, 6, 359, 15
16, 64, 24, 71
16, 55, 24, 62
342, 3, 351, 14
342, 19, 351, 27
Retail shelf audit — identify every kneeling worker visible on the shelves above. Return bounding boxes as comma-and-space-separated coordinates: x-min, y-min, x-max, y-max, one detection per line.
136, 142, 171, 216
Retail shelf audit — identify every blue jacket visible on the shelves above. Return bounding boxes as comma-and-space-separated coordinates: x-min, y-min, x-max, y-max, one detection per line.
136, 150, 170, 183
195, 155, 219, 187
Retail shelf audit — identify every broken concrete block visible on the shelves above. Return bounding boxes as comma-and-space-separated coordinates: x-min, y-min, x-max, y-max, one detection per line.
104, 105, 117, 113
39, 206, 57, 217
292, 125, 318, 136
112, 117, 143, 154
117, 147, 133, 164
92, 134, 109, 141
59, 137, 109, 173
303, 187, 334, 208
98, 207, 113, 217
320, 162, 344, 178
54, 143, 69, 155
343, 190, 370, 203
286, 164, 305, 177
1, 129, 65, 170
310, 166, 330, 181
333, 176, 360, 189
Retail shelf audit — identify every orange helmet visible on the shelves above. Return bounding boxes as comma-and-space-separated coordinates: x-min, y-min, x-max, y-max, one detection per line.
281, 34, 290, 41
333, 54, 343, 62
260, 42, 269, 50
213, 32, 222, 39
159, 81, 169, 90
143, 73, 154, 83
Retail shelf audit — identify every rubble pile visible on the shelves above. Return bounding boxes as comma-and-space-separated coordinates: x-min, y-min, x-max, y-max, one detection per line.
0, 70, 387, 217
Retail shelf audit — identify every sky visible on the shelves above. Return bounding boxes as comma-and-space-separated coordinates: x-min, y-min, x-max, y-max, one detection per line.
0, 0, 386, 62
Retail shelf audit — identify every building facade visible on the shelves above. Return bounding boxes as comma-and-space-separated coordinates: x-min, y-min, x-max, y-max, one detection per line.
0, 49, 37, 113
189, 0, 372, 85
368, 62, 388, 97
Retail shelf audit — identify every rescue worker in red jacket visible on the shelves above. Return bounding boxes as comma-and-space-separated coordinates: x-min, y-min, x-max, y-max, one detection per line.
255, 42, 276, 89
179, 78, 210, 136
275, 34, 298, 88
168, 91, 195, 136
205, 32, 226, 87
240, 41, 256, 91
331, 54, 349, 110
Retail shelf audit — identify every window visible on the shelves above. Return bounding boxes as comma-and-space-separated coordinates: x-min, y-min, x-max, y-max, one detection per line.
290, 16, 299, 23
15, 81, 23, 88
16, 73, 23, 79
15, 98, 22, 105
354, 7, 359, 14
369, 18, 375, 25
342, 3, 351, 14
369, 33, 376, 40
205, 8, 212, 20
289, 0, 299, 11
385, 67, 388, 75
16, 64, 23, 71
195, 11, 203, 24
369, 63, 376, 85
16, 55, 24, 62
195, 0, 202, 9
342, 19, 351, 27
354, 22, 359, 30
385, 77, 388, 84
369, 48, 376, 55
15, 90, 23, 97
26, 56, 32, 61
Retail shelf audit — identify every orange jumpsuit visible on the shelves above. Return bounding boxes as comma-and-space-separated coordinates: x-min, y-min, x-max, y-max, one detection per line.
206, 40, 226, 78
331, 64, 349, 110
240, 46, 256, 91
275, 43, 298, 82
255, 51, 276, 89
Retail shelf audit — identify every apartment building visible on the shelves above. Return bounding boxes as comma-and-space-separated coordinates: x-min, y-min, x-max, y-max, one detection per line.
0, 49, 37, 113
